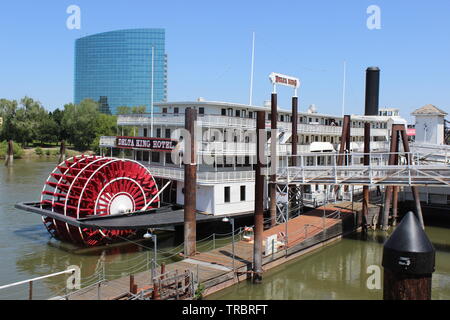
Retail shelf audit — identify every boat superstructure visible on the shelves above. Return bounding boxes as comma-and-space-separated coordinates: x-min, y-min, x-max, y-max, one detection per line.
99, 99, 406, 215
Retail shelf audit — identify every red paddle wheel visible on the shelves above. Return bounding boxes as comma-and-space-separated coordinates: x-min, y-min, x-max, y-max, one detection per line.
40, 156, 160, 246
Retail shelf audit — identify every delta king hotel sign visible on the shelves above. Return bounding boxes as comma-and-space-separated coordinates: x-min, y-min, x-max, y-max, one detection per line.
116, 136, 177, 152
269, 72, 300, 89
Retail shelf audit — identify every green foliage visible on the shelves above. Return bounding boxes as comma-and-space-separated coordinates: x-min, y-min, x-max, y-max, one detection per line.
0, 97, 119, 153
62, 99, 100, 151
116, 106, 131, 115
35, 147, 43, 156
0, 141, 24, 159
45, 149, 51, 156
131, 106, 146, 114
194, 283, 205, 300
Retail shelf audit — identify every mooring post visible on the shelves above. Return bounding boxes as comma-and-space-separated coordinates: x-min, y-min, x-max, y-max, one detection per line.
253, 111, 265, 283
28, 281, 32, 300
382, 212, 435, 300
392, 186, 399, 226
269, 93, 278, 227
362, 67, 380, 231
335, 115, 351, 196
382, 124, 401, 230
5, 139, 13, 166
291, 96, 298, 166
184, 107, 197, 256
129, 274, 135, 293
59, 140, 66, 163
362, 123, 371, 230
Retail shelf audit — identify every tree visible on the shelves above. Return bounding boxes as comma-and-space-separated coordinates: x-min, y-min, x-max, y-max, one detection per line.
131, 106, 146, 114
62, 99, 100, 150
37, 112, 58, 145
116, 106, 131, 115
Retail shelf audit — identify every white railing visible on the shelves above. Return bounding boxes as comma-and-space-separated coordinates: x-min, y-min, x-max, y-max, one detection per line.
117, 114, 390, 137
149, 166, 255, 183
275, 151, 450, 187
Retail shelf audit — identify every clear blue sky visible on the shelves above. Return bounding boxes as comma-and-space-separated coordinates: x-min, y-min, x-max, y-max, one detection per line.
1, 0, 449, 121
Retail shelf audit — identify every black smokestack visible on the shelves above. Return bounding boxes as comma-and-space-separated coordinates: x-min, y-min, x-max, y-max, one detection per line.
365, 67, 380, 116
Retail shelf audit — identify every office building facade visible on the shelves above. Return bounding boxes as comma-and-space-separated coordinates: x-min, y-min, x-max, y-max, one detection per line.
74, 28, 167, 114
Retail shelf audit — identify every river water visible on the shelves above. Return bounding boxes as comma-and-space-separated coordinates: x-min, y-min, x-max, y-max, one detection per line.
1, 159, 449, 300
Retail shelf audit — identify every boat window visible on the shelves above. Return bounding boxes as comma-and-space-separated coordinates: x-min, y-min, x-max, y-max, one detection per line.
224, 187, 231, 203
240, 186, 246, 201
162, 108, 167, 114
143, 128, 148, 137
236, 110, 241, 117
174, 107, 179, 114
165, 129, 171, 138
221, 109, 226, 116
165, 153, 173, 165
151, 152, 160, 163
199, 107, 205, 115
156, 128, 161, 138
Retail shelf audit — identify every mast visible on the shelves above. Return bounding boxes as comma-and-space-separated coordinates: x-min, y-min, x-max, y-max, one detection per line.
249, 32, 255, 106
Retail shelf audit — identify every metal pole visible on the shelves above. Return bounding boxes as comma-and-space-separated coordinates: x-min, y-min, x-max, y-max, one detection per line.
231, 218, 235, 275
184, 108, 197, 256
249, 32, 255, 106
151, 46, 154, 136
153, 234, 157, 271
253, 111, 265, 283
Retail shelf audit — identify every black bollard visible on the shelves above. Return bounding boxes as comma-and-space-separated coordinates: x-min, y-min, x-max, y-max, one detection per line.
382, 212, 435, 300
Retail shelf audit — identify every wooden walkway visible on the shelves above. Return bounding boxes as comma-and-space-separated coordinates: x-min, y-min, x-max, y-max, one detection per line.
66, 203, 356, 300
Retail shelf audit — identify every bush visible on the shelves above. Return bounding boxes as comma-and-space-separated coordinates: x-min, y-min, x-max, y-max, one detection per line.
35, 147, 43, 156
0, 141, 24, 159
45, 149, 51, 156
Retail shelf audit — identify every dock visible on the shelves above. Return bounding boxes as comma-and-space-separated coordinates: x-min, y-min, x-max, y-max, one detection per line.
63, 202, 357, 300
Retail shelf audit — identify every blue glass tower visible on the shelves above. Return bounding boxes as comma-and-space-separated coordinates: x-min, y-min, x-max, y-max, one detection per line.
74, 28, 167, 114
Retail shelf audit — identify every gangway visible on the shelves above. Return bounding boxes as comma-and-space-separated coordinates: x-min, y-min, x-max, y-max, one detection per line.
272, 151, 450, 187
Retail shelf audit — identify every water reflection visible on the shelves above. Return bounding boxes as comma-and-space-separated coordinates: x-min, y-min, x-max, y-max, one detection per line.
208, 228, 450, 300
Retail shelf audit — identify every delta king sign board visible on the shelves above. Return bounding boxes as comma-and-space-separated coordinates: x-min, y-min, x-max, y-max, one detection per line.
269, 72, 300, 89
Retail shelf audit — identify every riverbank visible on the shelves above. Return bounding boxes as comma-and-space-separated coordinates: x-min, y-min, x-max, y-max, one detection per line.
0, 146, 95, 160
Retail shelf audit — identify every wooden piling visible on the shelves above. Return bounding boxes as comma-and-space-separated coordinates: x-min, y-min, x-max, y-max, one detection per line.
5, 139, 13, 166
383, 212, 435, 300
291, 96, 298, 166
269, 93, 278, 227
335, 116, 351, 195
399, 128, 425, 229
184, 108, 197, 256
382, 124, 401, 230
59, 140, 66, 163
253, 111, 265, 283
129, 275, 135, 293
361, 123, 371, 230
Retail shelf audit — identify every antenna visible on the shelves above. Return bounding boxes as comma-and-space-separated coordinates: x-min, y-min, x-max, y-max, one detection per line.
249, 32, 255, 106
151, 46, 154, 136
341, 60, 347, 117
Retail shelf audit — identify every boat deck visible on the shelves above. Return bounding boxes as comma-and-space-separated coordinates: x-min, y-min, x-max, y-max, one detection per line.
65, 203, 355, 300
